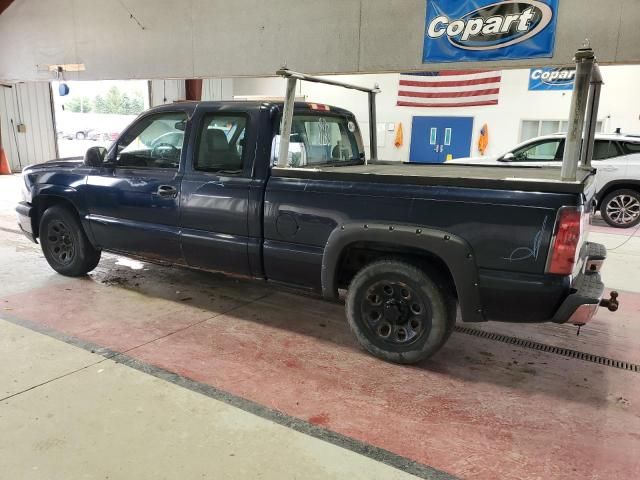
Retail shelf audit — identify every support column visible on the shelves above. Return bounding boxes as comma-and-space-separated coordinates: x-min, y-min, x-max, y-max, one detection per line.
561, 48, 594, 181
277, 77, 298, 168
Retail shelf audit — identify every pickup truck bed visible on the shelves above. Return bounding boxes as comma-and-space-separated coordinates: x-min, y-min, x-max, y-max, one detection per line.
272, 163, 593, 194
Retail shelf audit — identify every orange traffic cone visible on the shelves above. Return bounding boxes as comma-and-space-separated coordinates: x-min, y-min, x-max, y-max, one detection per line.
0, 146, 11, 175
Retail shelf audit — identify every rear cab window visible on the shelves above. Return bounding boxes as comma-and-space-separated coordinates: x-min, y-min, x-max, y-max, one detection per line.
273, 109, 364, 167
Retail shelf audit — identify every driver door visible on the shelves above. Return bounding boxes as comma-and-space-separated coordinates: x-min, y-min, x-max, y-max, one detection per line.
84, 110, 188, 262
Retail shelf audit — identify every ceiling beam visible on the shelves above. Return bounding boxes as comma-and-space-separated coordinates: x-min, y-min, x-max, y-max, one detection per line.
0, 0, 15, 16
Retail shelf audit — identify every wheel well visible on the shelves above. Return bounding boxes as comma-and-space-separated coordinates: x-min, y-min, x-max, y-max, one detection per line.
32, 196, 80, 238
597, 183, 640, 207
336, 241, 457, 297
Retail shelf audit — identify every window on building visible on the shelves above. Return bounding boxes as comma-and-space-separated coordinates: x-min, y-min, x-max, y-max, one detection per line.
520, 120, 603, 142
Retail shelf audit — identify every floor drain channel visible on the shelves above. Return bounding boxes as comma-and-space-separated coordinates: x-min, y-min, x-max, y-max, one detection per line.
454, 325, 640, 373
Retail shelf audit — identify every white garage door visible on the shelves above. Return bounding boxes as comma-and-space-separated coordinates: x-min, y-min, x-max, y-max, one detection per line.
0, 82, 57, 171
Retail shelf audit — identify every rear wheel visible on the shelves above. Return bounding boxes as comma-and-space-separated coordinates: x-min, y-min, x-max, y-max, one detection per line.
601, 189, 640, 228
345, 259, 455, 364
40, 205, 101, 276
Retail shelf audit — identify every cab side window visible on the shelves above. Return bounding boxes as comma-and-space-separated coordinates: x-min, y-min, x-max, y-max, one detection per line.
117, 112, 187, 169
195, 114, 247, 174
593, 140, 621, 160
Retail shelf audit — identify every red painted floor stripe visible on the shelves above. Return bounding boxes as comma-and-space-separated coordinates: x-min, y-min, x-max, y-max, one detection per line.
3, 270, 640, 480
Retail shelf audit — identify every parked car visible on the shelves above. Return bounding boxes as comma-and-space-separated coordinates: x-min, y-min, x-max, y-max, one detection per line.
88, 130, 119, 142
449, 133, 640, 228
61, 128, 94, 140
16, 101, 616, 364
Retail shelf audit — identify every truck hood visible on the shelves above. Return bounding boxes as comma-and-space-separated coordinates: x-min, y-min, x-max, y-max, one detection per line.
23, 157, 84, 173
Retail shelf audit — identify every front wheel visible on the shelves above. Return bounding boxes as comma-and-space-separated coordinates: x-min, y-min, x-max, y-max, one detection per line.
601, 189, 640, 228
345, 259, 455, 364
40, 205, 101, 276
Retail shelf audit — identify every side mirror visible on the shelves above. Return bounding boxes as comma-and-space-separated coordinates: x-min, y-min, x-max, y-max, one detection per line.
84, 146, 107, 167
499, 153, 515, 162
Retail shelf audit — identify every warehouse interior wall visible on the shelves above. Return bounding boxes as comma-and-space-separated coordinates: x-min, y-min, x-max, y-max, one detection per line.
1, 0, 639, 82
0, 82, 56, 171
2, 65, 638, 167
150, 79, 233, 106
233, 65, 640, 161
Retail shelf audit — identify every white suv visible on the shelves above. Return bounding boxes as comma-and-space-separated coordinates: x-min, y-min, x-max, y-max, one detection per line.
450, 133, 640, 228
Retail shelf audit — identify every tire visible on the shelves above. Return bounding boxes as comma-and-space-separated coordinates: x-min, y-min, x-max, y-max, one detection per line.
75, 131, 86, 140
345, 259, 456, 364
39, 205, 101, 276
600, 189, 640, 229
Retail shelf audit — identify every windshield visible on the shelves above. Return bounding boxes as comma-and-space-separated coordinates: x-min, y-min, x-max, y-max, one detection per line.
273, 114, 364, 167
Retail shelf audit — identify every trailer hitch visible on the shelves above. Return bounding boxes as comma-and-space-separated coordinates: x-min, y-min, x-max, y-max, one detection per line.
600, 291, 619, 312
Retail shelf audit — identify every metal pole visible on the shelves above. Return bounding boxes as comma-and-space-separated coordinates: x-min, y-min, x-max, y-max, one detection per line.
10, 118, 23, 169
561, 48, 594, 181
368, 89, 378, 162
581, 64, 603, 168
277, 68, 380, 166
277, 76, 297, 168
276, 68, 379, 94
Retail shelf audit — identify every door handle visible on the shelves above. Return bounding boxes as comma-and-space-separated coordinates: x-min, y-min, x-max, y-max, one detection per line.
600, 166, 617, 171
155, 185, 178, 198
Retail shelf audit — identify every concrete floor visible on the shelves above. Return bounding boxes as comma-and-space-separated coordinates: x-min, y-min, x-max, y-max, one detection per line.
1, 174, 639, 479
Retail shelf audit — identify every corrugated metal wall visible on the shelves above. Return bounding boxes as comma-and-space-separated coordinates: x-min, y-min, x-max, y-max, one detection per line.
149, 80, 186, 107
0, 82, 57, 171
202, 79, 233, 101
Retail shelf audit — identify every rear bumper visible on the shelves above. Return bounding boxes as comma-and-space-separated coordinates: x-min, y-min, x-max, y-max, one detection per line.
553, 242, 607, 325
16, 201, 37, 243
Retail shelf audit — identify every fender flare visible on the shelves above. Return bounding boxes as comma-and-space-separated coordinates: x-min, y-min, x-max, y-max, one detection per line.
321, 223, 485, 322
32, 185, 97, 245
34, 184, 82, 207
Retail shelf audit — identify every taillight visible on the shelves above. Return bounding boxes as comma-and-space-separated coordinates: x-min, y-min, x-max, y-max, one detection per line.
546, 207, 583, 275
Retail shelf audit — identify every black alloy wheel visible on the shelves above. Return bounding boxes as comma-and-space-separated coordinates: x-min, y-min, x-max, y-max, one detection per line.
361, 279, 431, 347
346, 259, 455, 364
45, 219, 76, 266
39, 205, 101, 276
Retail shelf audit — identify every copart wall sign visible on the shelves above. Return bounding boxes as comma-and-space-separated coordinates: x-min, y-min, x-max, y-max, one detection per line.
423, 0, 559, 63
529, 67, 576, 90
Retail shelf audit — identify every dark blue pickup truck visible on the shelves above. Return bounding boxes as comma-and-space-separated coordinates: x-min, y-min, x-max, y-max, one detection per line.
16, 100, 615, 363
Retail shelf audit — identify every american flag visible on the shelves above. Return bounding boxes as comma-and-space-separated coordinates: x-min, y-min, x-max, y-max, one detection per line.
397, 70, 501, 108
